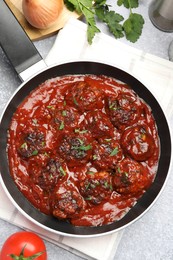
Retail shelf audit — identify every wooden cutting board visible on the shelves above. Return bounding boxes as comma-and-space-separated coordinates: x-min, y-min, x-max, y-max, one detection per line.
5, 0, 80, 41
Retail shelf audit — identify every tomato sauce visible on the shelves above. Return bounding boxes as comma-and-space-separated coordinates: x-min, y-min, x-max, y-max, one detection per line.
7, 75, 160, 226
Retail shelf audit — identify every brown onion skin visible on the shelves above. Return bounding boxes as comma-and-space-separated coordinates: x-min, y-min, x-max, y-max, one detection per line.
22, 0, 64, 29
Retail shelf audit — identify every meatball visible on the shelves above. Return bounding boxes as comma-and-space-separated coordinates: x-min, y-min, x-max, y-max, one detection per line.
79, 171, 113, 205
50, 104, 81, 131
121, 125, 155, 161
65, 81, 104, 112
84, 110, 114, 139
57, 132, 93, 167
32, 104, 52, 124
93, 138, 123, 170
105, 92, 140, 129
113, 158, 152, 195
50, 181, 86, 219
18, 131, 45, 158
28, 156, 67, 191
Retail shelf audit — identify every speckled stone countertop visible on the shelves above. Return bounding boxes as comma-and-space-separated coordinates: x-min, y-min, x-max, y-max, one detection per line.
0, 0, 173, 259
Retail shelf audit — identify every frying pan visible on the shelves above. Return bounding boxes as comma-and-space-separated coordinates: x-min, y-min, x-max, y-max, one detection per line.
0, 1, 171, 237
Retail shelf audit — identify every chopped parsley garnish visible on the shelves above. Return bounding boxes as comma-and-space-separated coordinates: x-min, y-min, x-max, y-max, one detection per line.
59, 166, 66, 176
59, 121, 65, 130
73, 97, 78, 106
74, 129, 88, 134
93, 154, 98, 160
110, 147, 119, 156
62, 110, 67, 116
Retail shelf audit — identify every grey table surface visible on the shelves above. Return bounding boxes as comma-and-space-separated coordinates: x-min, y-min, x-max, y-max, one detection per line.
0, 0, 173, 259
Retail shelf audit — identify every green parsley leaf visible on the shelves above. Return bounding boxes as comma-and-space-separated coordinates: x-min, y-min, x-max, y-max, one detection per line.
87, 22, 100, 44
123, 13, 144, 43
95, 0, 107, 6
67, 0, 82, 13
117, 0, 139, 8
104, 11, 124, 38
95, 6, 124, 39
64, 0, 76, 11
82, 3, 100, 44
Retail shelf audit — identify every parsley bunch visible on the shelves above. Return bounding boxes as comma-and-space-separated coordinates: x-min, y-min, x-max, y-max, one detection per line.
64, 0, 144, 44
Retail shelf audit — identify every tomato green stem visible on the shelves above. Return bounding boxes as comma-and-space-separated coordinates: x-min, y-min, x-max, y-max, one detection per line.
8, 244, 44, 260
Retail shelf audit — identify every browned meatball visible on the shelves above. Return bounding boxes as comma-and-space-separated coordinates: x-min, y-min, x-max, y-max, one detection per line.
50, 181, 86, 219
28, 156, 67, 191
32, 104, 52, 124
105, 92, 140, 129
79, 171, 113, 205
18, 131, 45, 158
92, 138, 123, 170
113, 158, 152, 195
65, 81, 104, 112
121, 125, 155, 161
50, 104, 81, 131
57, 132, 93, 167
84, 110, 114, 139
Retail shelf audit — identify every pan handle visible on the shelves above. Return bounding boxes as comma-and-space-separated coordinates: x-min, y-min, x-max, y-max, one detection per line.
0, 1, 47, 81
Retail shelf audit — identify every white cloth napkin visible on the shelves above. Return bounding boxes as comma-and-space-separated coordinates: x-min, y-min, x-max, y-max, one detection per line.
1, 18, 173, 260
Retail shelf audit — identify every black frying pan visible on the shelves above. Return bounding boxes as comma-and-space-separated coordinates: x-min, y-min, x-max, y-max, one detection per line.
0, 1, 171, 237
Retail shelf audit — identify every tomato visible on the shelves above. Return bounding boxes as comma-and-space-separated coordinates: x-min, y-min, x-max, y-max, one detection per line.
0, 231, 47, 260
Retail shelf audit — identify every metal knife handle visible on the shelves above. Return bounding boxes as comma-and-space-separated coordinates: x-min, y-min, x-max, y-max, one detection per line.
0, 1, 43, 76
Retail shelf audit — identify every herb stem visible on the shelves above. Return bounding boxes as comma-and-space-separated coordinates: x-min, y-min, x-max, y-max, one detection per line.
127, 0, 132, 14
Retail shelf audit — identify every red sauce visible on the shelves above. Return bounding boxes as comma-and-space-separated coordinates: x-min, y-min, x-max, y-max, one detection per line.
7, 75, 160, 226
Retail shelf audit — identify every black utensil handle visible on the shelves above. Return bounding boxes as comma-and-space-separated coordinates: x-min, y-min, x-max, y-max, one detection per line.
0, 1, 43, 75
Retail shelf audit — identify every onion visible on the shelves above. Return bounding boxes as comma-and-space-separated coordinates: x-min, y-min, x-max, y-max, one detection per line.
22, 0, 64, 29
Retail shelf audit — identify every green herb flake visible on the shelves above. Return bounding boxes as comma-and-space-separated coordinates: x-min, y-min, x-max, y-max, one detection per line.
32, 150, 38, 156
85, 182, 91, 190
105, 138, 111, 142
73, 97, 78, 106
74, 129, 88, 134
87, 171, 95, 175
110, 147, 119, 156
117, 167, 121, 173
41, 141, 45, 147
32, 119, 38, 125
59, 166, 66, 176
103, 181, 109, 188
72, 139, 92, 151
93, 154, 98, 160
85, 196, 93, 200
62, 110, 67, 116
20, 142, 27, 149
59, 121, 65, 130
47, 105, 54, 109
78, 144, 92, 151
